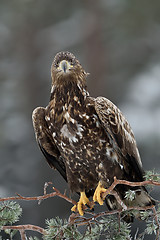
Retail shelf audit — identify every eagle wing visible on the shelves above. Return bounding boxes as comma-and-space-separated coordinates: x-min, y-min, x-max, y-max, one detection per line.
32, 107, 67, 181
94, 96, 143, 181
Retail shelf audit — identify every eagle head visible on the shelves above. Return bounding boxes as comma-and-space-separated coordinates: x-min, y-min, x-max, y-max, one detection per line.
51, 51, 88, 86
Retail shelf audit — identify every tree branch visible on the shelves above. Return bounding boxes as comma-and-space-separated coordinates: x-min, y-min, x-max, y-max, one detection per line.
2, 224, 45, 235
1, 178, 160, 238
0, 185, 76, 206
102, 176, 160, 200
19, 229, 27, 240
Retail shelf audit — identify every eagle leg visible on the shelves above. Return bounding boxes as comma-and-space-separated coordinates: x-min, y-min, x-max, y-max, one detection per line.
71, 192, 90, 216
93, 181, 107, 205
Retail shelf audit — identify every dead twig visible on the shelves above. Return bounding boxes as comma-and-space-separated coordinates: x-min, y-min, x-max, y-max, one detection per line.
0, 186, 76, 206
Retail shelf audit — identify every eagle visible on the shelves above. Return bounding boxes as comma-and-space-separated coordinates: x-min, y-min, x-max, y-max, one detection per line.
32, 51, 154, 219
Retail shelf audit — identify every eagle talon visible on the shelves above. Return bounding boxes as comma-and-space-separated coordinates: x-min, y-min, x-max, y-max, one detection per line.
93, 181, 107, 205
71, 192, 90, 216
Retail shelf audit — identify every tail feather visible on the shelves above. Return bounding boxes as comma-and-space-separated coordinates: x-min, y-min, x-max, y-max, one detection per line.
126, 188, 155, 207
105, 187, 155, 222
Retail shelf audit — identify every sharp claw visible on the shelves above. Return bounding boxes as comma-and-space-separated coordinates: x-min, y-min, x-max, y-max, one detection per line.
71, 205, 77, 212
77, 201, 84, 216
71, 192, 90, 216
93, 182, 107, 205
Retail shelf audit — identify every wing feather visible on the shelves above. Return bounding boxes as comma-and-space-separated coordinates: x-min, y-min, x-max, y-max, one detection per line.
94, 96, 143, 180
32, 107, 67, 181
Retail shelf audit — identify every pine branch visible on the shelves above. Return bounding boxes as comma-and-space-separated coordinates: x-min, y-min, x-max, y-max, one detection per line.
0, 173, 160, 239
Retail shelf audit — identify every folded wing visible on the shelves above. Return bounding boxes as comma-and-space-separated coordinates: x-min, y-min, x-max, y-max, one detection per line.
32, 107, 67, 181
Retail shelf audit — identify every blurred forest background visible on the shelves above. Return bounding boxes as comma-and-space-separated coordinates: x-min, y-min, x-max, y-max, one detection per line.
0, 0, 160, 239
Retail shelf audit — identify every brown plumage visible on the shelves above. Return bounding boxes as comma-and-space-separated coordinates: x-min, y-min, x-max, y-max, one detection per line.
32, 51, 154, 219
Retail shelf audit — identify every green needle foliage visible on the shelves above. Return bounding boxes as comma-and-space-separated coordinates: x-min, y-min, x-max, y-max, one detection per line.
124, 190, 136, 201
44, 217, 82, 240
144, 170, 160, 181
0, 201, 22, 238
0, 201, 22, 227
43, 216, 131, 240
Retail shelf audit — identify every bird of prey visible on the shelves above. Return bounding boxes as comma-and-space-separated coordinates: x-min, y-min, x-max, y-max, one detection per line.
32, 51, 154, 218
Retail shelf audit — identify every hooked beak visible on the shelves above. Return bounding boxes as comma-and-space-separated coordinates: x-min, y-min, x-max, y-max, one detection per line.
58, 60, 71, 73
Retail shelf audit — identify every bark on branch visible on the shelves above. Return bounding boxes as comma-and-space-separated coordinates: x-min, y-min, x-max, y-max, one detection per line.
1, 178, 160, 238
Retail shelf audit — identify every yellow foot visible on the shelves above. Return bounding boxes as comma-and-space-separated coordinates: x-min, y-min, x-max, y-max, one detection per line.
93, 181, 107, 205
71, 192, 90, 216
